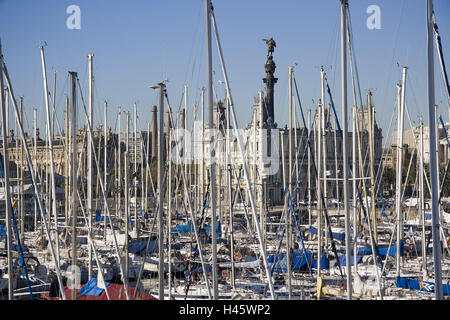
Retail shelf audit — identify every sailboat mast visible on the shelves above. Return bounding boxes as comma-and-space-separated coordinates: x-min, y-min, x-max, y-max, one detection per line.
254, 94, 258, 233
40, 46, 61, 267
320, 67, 328, 252
307, 109, 312, 226
134, 102, 138, 238
316, 100, 323, 277
287, 65, 293, 299
156, 84, 165, 300
294, 98, 299, 208
205, 0, 218, 299
69, 71, 78, 300
340, 0, 352, 299
125, 112, 130, 287
5, 86, 8, 150
167, 105, 172, 300
34, 107, 38, 231
432, 14, 450, 124
419, 119, 427, 275
395, 83, 404, 278
118, 107, 121, 219
352, 105, 358, 275
0, 40, 13, 300
280, 130, 289, 295
427, 0, 443, 300
226, 94, 235, 289
65, 97, 69, 232
104, 101, 108, 240
258, 93, 262, 235
52, 70, 56, 142
368, 91, 377, 244
184, 85, 189, 198
87, 53, 94, 278
333, 104, 339, 213
19, 97, 24, 243
140, 120, 144, 223
201, 88, 205, 215
396, 67, 407, 278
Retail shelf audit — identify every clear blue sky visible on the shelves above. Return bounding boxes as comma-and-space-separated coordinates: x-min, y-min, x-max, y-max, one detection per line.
1, 0, 450, 147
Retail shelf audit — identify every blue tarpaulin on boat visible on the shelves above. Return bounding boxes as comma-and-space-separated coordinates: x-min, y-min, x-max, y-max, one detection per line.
172, 221, 220, 239
356, 247, 373, 255
129, 238, 158, 255
185, 264, 212, 280
309, 226, 345, 242
172, 221, 194, 234
11, 244, 29, 252
203, 221, 221, 239
337, 254, 363, 266
95, 210, 109, 222
0, 224, 6, 237
79, 278, 111, 296
310, 252, 329, 270
396, 277, 450, 295
378, 240, 406, 257
354, 241, 407, 257
268, 251, 313, 273
5, 242, 29, 252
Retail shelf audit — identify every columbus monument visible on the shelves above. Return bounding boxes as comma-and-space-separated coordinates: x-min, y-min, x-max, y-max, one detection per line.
262, 37, 278, 127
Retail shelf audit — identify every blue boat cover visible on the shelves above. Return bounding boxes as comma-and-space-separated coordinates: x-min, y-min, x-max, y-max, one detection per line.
0, 224, 6, 237
310, 252, 329, 270
203, 221, 221, 239
356, 247, 373, 255
172, 221, 221, 239
172, 221, 194, 234
95, 210, 109, 222
268, 251, 313, 273
396, 277, 450, 295
378, 240, 406, 256
79, 278, 111, 296
5, 242, 29, 252
337, 254, 363, 266
355, 241, 407, 257
185, 264, 212, 280
11, 244, 29, 252
129, 238, 158, 255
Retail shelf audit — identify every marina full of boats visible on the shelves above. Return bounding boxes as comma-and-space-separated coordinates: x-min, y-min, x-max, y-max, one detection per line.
0, 0, 449, 301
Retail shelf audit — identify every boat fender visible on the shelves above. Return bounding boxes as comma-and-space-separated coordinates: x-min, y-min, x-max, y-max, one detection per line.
317, 276, 324, 299
234, 251, 242, 262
